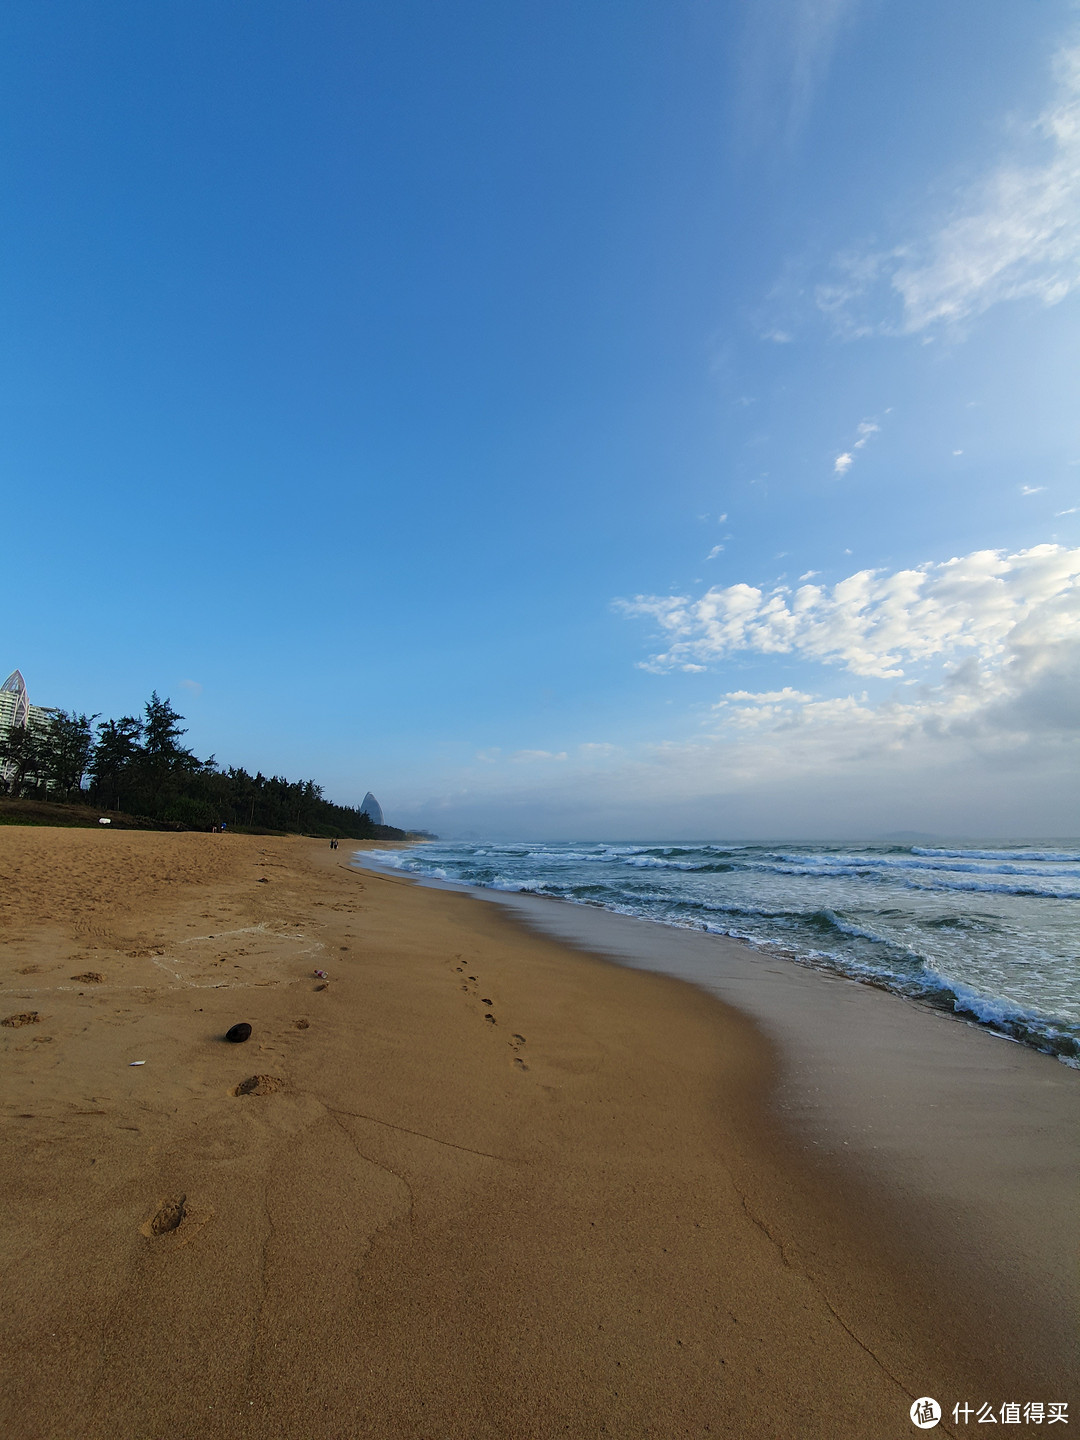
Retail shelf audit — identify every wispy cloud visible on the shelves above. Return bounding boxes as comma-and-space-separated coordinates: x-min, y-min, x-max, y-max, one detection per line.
833, 416, 880, 475
812, 43, 1080, 336
738, 0, 863, 148
616, 543, 1080, 679
179, 679, 203, 696
1021, 485, 1047, 495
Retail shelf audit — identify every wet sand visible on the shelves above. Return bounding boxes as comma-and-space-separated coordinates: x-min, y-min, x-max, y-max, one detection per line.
0, 828, 1075, 1439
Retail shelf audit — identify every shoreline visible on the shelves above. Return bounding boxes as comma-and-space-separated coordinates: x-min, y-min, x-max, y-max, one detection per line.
355, 843, 1080, 1067
357, 849, 1080, 1388
1, 828, 1075, 1438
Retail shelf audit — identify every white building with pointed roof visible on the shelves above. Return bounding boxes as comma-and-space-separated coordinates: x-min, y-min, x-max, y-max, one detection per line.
0, 670, 57, 735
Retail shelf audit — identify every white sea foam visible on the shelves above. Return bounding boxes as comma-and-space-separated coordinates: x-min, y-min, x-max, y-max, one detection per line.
355, 838, 1080, 1064
904, 875, 1080, 900
913, 846, 1080, 863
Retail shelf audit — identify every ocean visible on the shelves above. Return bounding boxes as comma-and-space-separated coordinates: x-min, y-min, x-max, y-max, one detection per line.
361, 839, 1080, 1067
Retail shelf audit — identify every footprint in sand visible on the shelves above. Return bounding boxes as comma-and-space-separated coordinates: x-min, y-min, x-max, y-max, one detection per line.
509, 1033, 528, 1068
234, 1074, 285, 1096
485, 1014, 496, 1025
143, 1195, 187, 1237
294, 1018, 310, 1030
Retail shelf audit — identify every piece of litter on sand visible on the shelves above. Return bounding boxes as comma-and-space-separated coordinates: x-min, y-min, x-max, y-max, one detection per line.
313, 969, 328, 979
129, 1060, 146, 1066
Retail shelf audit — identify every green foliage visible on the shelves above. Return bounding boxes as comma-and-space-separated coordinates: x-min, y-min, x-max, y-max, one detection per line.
3, 689, 408, 837
0, 722, 51, 794
89, 715, 143, 799
75, 694, 404, 836
45, 711, 98, 797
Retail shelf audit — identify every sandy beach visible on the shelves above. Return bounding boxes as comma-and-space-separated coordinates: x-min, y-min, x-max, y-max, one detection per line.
0, 828, 1075, 1439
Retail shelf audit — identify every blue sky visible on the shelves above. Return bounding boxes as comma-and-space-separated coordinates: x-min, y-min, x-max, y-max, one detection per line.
3, 0, 1078, 837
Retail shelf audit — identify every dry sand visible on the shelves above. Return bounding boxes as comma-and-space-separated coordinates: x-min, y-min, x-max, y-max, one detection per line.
0, 828, 1074, 1439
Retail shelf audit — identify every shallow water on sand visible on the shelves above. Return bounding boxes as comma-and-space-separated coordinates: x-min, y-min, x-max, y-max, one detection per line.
362, 839, 1080, 1065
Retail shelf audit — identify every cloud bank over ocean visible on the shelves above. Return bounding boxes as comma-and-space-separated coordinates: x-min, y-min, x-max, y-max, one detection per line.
397, 545, 1080, 839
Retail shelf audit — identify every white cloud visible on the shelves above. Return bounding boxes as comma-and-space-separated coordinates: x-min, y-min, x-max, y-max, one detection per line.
402, 630, 1080, 834
179, 679, 203, 696
616, 543, 1080, 679
719, 688, 816, 704
398, 546, 1080, 836
1056, 506, 1078, 515
813, 43, 1080, 335
715, 687, 818, 728
1021, 484, 1047, 495
707, 544, 725, 560
832, 416, 880, 475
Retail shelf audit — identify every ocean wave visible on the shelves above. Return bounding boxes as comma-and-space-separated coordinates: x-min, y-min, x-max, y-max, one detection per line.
624, 855, 735, 872
353, 841, 1080, 1065
913, 846, 1080, 863
769, 853, 1075, 878
904, 876, 1080, 900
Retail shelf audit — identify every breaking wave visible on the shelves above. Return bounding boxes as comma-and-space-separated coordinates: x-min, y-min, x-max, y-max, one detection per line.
358, 837, 1080, 1066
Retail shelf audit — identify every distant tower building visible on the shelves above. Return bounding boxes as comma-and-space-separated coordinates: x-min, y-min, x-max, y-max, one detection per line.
0, 670, 56, 789
0, 670, 53, 735
360, 792, 384, 826
0, 670, 30, 731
